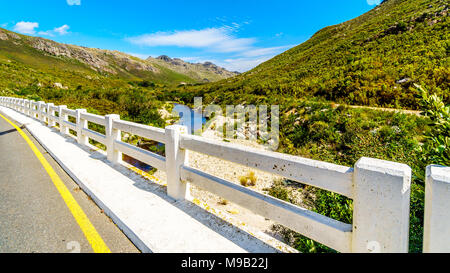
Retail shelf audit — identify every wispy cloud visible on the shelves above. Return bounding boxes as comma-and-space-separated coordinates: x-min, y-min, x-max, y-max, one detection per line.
67, 0, 81, 5
128, 27, 255, 53
126, 52, 150, 60
128, 24, 293, 72
12, 21, 70, 37
238, 45, 292, 58
13, 21, 39, 35
38, 24, 70, 37
220, 56, 274, 72
54, 24, 70, 35
366, 0, 381, 5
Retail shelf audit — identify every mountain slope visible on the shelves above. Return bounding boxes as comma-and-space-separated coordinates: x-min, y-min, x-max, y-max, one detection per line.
147, 55, 239, 83
190, 0, 448, 109
0, 28, 237, 91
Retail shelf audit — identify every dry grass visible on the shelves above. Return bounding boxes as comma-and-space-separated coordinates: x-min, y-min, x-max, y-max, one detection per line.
239, 171, 257, 187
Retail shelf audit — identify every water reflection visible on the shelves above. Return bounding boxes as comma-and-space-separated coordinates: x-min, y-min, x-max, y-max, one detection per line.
122, 103, 203, 172
123, 154, 153, 172
173, 104, 206, 134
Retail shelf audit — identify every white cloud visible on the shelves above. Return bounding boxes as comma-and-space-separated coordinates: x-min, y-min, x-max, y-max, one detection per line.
37, 30, 54, 37
128, 27, 255, 53
238, 45, 292, 58
13, 21, 39, 34
220, 56, 273, 72
177, 56, 210, 63
67, 0, 81, 5
11, 21, 70, 37
54, 24, 70, 35
37, 24, 70, 37
127, 24, 292, 72
367, 0, 381, 5
126, 52, 149, 60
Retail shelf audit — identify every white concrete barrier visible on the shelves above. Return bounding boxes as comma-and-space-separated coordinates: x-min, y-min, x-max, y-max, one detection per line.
352, 157, 411, 252
423, 165, 450, 253
1, 96, 434, 253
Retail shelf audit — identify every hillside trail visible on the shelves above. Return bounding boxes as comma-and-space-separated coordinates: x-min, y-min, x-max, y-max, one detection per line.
335, 104, 422, 116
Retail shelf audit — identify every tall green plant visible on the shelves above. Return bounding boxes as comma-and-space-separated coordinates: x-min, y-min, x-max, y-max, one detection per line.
416, 84, 450, 168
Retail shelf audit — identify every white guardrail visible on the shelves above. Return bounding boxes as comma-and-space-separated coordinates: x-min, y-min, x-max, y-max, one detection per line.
1, 96, 449, 253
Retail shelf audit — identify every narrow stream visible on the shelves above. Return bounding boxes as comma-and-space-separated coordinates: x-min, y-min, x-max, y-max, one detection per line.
122, 104, 205, 172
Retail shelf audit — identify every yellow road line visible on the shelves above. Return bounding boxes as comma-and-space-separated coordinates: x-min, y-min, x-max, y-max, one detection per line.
0, 113, 111, 253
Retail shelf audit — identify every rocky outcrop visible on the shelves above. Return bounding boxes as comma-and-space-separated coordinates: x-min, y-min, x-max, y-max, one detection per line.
150, 55, 239, 81
31, 38, 115, 74
200, 62, 235, 76
29, 38, 158, 75
0, 26, 235, 83
0, 29, 8, 41
0, 28, 21, 41
109, 51, 157, 73
157, 55, 172, 62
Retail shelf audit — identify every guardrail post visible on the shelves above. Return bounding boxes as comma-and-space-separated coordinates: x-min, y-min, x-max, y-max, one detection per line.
23, 99, 29, 116
42, 102, 48, 124
37, 101, 45, 122
352, 157, 411, 253
47, 103, 55, 127
423, 165, 450, 253
28, 101, 32, 116
76, 109, 88, 145
58, 105, 68, 135
165, 125, 190, 201
105, 114, 121, 164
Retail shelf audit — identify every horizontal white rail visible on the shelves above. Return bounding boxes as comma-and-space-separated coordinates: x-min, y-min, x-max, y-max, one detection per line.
62, 108, 76, 117
180, 134, 354, 197
81, 112, 106, 126
113, 119, 166, 144
63, 120, 77, 131
114, 140, 166, 170
181, 165, 352, 252
48, 115, 59, 122
50, 105, 59, 112
82, 128, 106, 144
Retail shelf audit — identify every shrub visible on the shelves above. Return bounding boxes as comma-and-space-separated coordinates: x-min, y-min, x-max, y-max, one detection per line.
239, 171, 257, 187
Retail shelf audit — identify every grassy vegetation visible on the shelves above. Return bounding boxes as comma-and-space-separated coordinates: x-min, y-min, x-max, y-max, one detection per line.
169, 0, 449, 109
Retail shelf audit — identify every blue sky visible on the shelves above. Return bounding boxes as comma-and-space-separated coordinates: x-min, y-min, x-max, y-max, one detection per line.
1, 0, 381, 72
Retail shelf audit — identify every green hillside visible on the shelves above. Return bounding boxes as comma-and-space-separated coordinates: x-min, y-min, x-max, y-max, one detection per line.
181, 0, 448, 109
0, 27, 239, 94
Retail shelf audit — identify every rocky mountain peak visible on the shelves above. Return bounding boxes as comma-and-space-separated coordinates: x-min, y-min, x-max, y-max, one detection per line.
157, 55, 172, 62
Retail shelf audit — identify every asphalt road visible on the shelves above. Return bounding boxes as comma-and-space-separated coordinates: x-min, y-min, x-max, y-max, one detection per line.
0, 114, 139, 253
